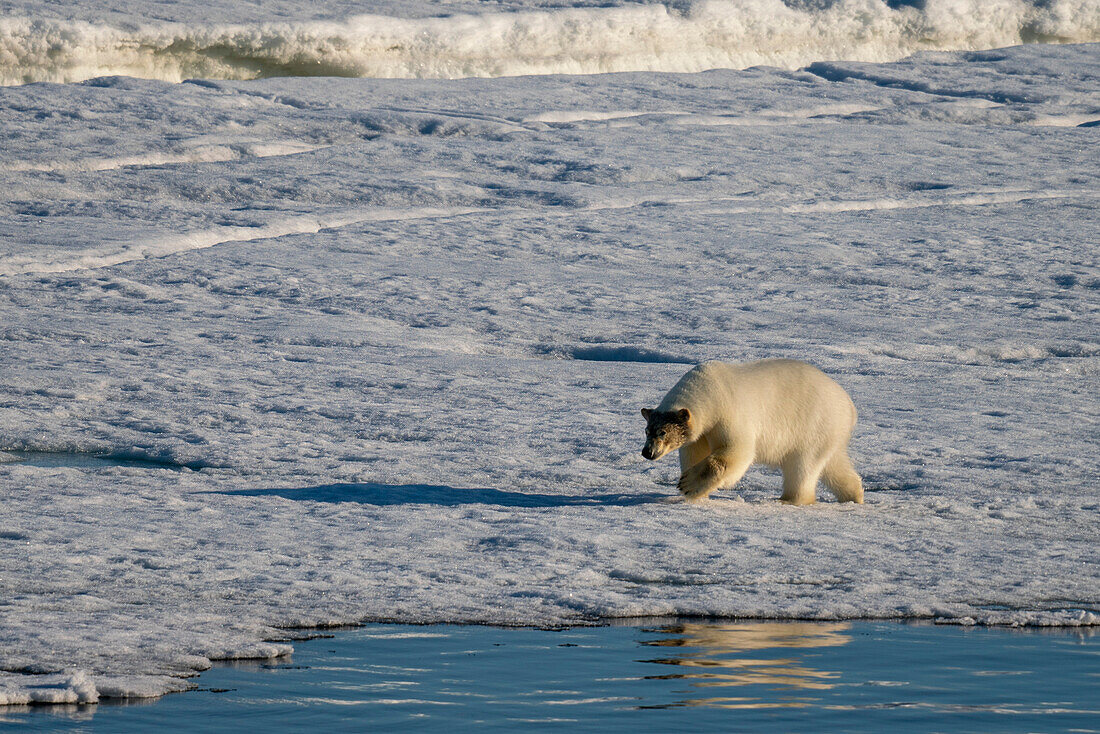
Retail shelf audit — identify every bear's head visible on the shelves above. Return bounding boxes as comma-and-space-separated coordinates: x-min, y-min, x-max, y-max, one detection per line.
640, 407, 692, 461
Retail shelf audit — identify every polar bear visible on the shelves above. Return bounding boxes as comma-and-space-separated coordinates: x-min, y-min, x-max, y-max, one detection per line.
641, 359, 862, 505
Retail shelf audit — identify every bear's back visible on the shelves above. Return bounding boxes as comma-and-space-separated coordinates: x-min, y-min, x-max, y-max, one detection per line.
732, 358, 855, 420
661, 359, 855, 437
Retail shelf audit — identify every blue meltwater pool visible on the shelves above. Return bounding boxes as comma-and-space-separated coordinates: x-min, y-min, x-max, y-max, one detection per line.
5, 621, 1097, 732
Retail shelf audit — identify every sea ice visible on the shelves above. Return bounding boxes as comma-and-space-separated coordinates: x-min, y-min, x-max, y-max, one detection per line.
0, 8, 1096, 705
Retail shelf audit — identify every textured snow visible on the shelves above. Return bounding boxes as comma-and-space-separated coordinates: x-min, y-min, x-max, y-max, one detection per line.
2, 0, 1100, 84
0, 13, 1098, 707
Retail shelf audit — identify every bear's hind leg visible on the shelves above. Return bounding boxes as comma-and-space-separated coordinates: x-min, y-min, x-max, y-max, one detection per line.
823, 451, 863, 504
779, 455, 825, 506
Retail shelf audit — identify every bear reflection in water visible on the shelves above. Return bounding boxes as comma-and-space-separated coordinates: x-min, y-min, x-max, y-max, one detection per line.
638, 622, 851, 709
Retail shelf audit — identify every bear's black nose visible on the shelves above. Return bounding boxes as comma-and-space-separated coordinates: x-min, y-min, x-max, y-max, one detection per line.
642, 446, 654, 460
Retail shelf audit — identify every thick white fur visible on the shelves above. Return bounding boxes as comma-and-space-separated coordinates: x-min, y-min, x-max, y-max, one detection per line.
658, 359, 862, 504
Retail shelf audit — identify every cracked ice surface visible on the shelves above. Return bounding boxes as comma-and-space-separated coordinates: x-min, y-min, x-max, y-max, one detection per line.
1, 42, 1098, 703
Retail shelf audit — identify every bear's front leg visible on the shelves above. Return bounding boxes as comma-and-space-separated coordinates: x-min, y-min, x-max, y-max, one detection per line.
677, 455, 727, 501
677, 445, 754, 502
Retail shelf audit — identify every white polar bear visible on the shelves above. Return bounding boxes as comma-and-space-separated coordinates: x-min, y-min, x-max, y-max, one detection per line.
641, 359, 862, 505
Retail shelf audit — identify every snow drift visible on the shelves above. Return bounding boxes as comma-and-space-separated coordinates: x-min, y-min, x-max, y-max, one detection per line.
2, 0, 1100, 85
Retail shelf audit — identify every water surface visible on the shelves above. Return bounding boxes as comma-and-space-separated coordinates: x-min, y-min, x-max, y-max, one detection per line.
4, 621, 1097, 732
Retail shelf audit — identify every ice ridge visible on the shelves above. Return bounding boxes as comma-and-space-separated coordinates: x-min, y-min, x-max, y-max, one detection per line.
2, 0, 1099, 85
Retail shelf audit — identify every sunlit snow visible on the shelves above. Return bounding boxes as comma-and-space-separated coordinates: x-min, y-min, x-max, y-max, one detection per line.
0, 0, 1097, 706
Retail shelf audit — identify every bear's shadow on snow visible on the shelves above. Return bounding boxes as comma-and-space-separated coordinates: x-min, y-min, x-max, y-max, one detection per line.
215, 483, 666, 508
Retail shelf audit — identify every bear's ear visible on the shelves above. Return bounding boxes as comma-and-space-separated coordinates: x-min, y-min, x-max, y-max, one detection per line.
640, 408, 653, 421
677, 408, 692, 425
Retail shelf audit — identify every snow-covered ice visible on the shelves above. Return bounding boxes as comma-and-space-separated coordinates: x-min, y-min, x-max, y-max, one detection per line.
1, 0, 1098, 706
3, 0, 1100, 84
